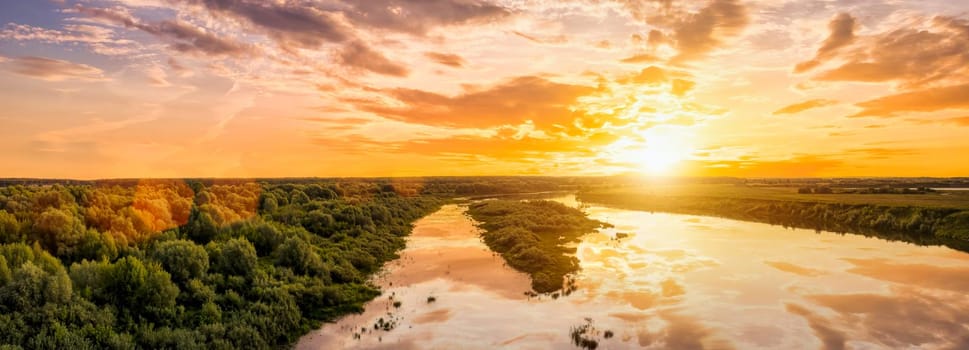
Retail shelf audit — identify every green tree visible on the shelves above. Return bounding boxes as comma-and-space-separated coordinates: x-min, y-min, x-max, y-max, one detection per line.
33, 208, 85, 256
187, 207, 219, 244
275, 237, 323, 275
0, 211, 20, 244
106, 257, 179, 324
151, 240, 209, 283
208, 238, 257, 277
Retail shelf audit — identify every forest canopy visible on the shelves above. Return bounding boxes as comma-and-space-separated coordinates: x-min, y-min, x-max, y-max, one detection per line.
0, 180, 442, 349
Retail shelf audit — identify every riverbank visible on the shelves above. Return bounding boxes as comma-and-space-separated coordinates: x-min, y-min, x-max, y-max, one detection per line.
578, 185, 969, 251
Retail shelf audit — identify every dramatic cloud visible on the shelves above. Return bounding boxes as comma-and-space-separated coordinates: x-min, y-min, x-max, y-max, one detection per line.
773, 99, 838, 115
76, 5, 252, 56
178, 0, 349, 49
356, 76, 597, 128
612, 0, 749, 61
3, 56, 105, 81
424, 52, 466, 68
807, 15, 969, 88
344, 0, 511, 34
850, 84, 969, 118
795, 13, 856, 73
670, 0, 749, 61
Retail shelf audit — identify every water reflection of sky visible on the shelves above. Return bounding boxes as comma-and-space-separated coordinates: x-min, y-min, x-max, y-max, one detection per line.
298, 196, 969, 349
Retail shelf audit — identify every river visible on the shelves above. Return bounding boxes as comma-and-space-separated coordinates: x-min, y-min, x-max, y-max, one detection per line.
297, 195, 969, 349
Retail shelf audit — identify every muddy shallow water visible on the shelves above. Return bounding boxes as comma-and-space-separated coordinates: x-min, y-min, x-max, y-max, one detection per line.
297, 195, 969, 349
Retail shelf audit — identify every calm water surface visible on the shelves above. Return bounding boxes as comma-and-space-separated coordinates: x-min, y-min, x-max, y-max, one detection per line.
297, 196, 969, 349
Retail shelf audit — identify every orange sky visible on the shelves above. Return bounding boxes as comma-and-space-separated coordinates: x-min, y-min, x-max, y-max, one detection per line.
1, 0, 968, 179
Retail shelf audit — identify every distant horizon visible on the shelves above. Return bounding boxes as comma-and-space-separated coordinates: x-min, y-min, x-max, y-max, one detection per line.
3, 175, 969, 182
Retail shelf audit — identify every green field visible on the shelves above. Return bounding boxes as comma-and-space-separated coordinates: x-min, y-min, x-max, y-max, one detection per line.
591, 184, 969, 209
578, 184, 969, 248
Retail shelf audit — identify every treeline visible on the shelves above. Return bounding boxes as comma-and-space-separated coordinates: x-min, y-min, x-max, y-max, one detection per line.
0, 180, 441, 349
577, 191, 969, 250
467, 200, 610, 293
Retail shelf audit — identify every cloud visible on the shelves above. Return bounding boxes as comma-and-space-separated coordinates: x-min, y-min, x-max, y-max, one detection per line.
844, 148, 918, 159
806, 15, 969, 88
76, 5, 252, 56
179, 0, 348, 49
670, 0, 748, 61
389, 132, 618, 160
4, 56, 106, 81
849, 83, 969, 117
512, 30, 569, 45
620, 53, 661, 63
610, 0, 749, 61
338, 41, 409, 77
794, 13, 856, 73
424, 52, 466, 68
356, 76, 597, 128
1, 22, 138, 56
344, 0, 511, 35
773, 99, 838, 115
671, 79, 695, 96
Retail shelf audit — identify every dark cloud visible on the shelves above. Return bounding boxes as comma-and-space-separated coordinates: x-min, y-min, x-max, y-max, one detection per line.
179, 0, 348, 49
807, 15, 969, 88
849, 83, 969, 118
773, 99, 838, 115
670, 0, 748, 61
3, 56, 105, 81
338, 41, 409, 77
424, 52, 466, 68
345, 0, 511, 35
76, 5, 252, 56
610, 0, 749, 61
795, 13, 857, 73
355, 76, 597, 128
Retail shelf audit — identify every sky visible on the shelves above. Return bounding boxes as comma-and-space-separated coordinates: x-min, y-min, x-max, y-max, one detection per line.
0, 0, 968, 179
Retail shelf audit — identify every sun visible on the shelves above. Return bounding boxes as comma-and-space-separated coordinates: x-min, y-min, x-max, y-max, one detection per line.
610, 131, 693, 175
636, 146, 685, 174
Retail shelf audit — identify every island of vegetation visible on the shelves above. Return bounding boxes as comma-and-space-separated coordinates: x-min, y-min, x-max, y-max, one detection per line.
578, 183, 969, 251
467, 200, 610, 294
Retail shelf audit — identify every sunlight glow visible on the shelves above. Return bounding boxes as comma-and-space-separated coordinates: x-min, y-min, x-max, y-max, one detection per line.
620, 131, 694, 175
